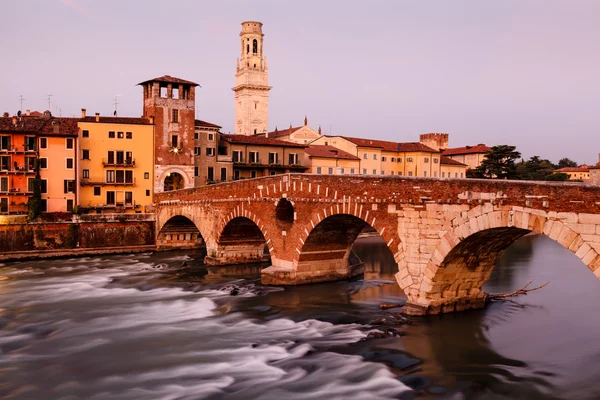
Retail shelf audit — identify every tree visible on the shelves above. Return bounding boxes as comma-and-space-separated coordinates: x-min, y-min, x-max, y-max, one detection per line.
27, 159, 42, 221
557, 158, 578, 168
546, 172, 570, 181
473, 145, 521, 179
516, 156, 556, 180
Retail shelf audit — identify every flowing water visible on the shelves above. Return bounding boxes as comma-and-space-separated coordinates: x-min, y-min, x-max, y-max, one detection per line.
1, 234, 600, 399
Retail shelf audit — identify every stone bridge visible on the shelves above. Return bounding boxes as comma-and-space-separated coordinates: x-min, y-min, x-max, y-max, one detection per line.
153, 174, 600, 315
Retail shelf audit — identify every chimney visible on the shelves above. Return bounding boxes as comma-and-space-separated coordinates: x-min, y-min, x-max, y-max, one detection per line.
81, 108, 86, 118
11, 116, 17, 126
95, 112, 100, 122
265, 131, 269, 138
149, 116, 154, 124
26, 109, 30, 115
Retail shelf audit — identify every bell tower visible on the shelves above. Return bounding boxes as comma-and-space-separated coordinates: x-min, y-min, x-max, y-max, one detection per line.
233, 21, 271, 136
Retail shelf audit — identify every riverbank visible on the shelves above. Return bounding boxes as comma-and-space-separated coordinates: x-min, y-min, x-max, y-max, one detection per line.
0, 244, 157, 262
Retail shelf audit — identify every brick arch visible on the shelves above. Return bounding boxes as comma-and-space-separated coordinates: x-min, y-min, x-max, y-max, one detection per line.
156, 207, 206, 240
155, 212, 206, 251
215, 209, 274, 261
409, 207, 600, 315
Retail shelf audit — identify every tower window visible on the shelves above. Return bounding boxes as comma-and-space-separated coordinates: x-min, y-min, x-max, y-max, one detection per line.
160, 86, 168, 98
172, 109, 179, 123
171, 135, 178, 148
172, 87, 179, 99
247, 44, 250, 54
253, 39, 258, 54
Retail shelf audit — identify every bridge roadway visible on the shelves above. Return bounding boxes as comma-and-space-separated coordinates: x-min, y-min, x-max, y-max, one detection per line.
153, 173, 600, 315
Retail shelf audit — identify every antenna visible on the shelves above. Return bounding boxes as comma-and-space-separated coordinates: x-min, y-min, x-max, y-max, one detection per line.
19, 95, 25, 111
47, 94, 53, 111
114, 94, 121, 116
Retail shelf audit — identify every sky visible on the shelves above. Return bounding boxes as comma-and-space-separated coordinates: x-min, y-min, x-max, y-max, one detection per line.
1, 0, 599, 164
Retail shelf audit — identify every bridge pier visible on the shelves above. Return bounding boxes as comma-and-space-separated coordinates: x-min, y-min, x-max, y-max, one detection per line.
206, 216, 270, 266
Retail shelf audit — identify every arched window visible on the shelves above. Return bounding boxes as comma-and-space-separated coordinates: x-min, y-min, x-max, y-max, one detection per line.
253, 39, 258, 54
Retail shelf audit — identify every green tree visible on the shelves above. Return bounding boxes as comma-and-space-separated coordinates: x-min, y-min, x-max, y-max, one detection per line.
473, 145, 521, 179
27, 159, 42, 221
516, 156, 556, 180
557, 158, 578, 168
546, 172, 570, 181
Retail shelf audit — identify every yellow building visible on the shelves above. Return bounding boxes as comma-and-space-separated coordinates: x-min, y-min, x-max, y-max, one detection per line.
305, 145, 360, 174
78, 111, 154, 213
441, 144, 491, 170
553, 167, 590, 181
309, 135, 467, 178
259, 117, 322, 145
38, 117, 79, 212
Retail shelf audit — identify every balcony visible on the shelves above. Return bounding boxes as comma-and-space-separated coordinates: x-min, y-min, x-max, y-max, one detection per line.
102, 158, 136, 167
217, 154, 233, 162
80, 178, 136, 186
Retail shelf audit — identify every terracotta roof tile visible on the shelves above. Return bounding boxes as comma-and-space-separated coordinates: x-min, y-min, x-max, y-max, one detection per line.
137, 75, 199, 86
195, 119, 222, 129
40, 117, 79, 135
306, 145, 360, 160
337, 136, 439, 153
442, 145, 492, 156
220, 134, 306, 148
0, 117, 46, 132
440, 155, 467, 166
262, 126, 302, 138
554, 167, 590, 173
80, 116, 152, 125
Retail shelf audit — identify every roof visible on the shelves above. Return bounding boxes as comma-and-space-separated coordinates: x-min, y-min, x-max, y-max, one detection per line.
0, 117, 47, 132
554, 167, 590, 173
336, 136, 439, 153
80, 116, 152, 125
137, 75, 199, 86
220, 134, 306, 148
442, 145, 492, 156
40, 117, 79, 135
305, 145, 360, 160
195, 119, 222, 129
265, 126, 302, 138
440, 155, 467, 166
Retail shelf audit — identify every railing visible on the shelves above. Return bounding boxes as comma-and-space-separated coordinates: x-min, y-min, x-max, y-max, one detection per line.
81, 178, 136, 186
102, 158, 135, 167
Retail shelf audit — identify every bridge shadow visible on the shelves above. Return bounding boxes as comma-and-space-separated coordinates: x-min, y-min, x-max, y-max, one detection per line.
156, 215, 206, 256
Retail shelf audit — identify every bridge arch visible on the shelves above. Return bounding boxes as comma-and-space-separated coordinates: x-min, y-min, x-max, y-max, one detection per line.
405, 207, 600, 315
294, 212, 399, 284
206, 215, 271, 266
156, 215, 205, 250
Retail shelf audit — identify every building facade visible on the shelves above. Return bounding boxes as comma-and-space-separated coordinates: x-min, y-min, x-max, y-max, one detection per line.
139, 75, 197, 193
233, 21, 271, 135
78, 112, 154, 213
553, 167, 590, 181
304, 145, 360, 174
441, 144, 492, 170
193, 119, 231, 185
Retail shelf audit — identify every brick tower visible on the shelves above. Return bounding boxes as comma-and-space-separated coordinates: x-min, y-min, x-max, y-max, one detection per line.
233, 21, 272, 136
139, 75, 198, 192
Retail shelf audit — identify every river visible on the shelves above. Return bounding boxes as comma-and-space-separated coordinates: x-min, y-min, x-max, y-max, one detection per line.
1, 234, 600, 399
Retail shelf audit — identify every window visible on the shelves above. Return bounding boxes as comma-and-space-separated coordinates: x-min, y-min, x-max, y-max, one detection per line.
125, 191, 133, 205
208, 133, 214, 141
0, 156, 10, 171
63, 180, 75, 193
0, 177, 7, 192
66, 199, 74, 212
363, 169, 367, 174
424, 171, 427, 177
82, 149, 90, 160
25, 136, 36, 151
206, 147, 215, 156
455, 172, 458, 178
82, 130, 89, 138
407, 157, 413, 162
408, 171, 413, 176
126, 132, 132, 139
194, 147, 200, 156
391, 157, 396, 162
116, 151, 124, 164
126, 170, 135, 184
221, 168, 227, 181
350, 168, 355, 174
106, 191, 115, 205
144, 172, 149, 179
249, 151, 259, 163
172, 87, 179, 99
171, 135, 179, 148
442, 171, 445, 178
82, 169, 90, 179
234, 170, 241, 180
397, 158, 402, 163
373, 154, 377, 160
106, 170, 115, 183
146, 190, 150, 197
0, 198, 8, 213
172, 109, 179, 123
117, 131, 124, 139
94, 186, 101, 196
40, 199, 47, 212
26, 156, 36, 171
207, 167, 214, 181
398, 171, 402, 176
115, 170, 125, 184
288, 153, 298, 165
0, 136, 10, 150
424, 157, 429, 163
434, 171, 437, 177
340, 168, 345, 174
194, 167, 199, 177
251, 170, 257, 178
391, 171, 395, 175
268, 152, 279, 164
372, 169, 376, 175
66, 138, 74, 149
41, 180, 47, 194
253, 129, 257, 135
66, 158, 74, 169
381, 170, 384, 175
269, 171, 276, 176
194, 132, 199, 140
382, 156, 387, 162
317, 167, 322, 174
107, 151, 115, 164
363, 153, 367, 159
233, 150, 243, 163
433, 158, 439, 164
328, 167, 333, 175
109, 131, 115, 138
461, 173, 464, 178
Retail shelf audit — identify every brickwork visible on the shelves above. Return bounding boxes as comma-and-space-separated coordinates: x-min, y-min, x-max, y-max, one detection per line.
155, 174, 600, 314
